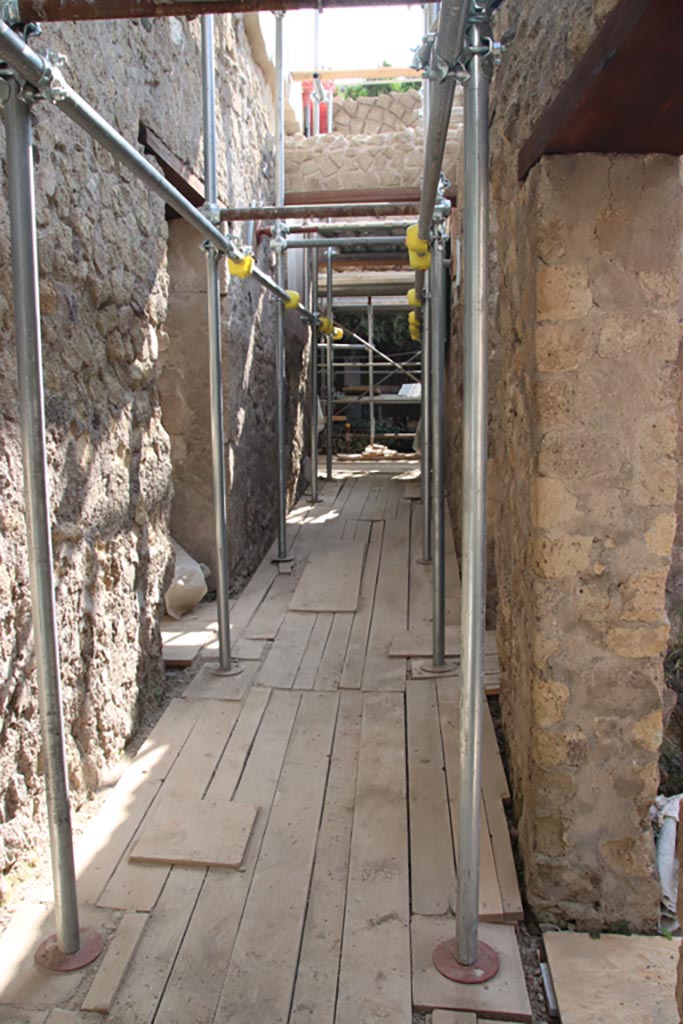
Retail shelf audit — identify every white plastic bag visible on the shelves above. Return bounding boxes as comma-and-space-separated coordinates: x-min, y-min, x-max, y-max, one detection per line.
164, 540, 208, 620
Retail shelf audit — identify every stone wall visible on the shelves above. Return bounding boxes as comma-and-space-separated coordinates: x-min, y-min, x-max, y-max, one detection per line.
332, 89, 422, 136
285, 123, 461, 194
445, 0, 681, 931
159, 221, 309, 588
0, 15, 281, 879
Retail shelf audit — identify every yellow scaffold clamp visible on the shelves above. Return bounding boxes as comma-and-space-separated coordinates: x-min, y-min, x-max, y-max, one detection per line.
332, 326, 344, 341
228, 254, 254, 278
319, 316, 334, 335
405, 224, 431, 271
408, 310, 421, 342
407, 288, 422, 309
284, 290, 300, 310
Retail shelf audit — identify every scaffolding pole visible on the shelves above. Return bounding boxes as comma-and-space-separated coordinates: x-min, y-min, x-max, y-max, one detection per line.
201, 14, 236, 672
221, 202, 421, 221
432, 9, 501, 985
325, 247, 335, 479
1, 73, 102, 969
273, 11, 291, 562
310, 248, 320, 500
420, 268, 432, 562
430, 230, 447, 669
368, 298, 375, 445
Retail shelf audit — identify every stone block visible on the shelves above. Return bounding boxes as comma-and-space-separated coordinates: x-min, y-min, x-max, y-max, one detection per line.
533, 534, 593, 578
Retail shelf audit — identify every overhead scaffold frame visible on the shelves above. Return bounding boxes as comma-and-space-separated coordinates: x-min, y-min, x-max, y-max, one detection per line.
0, 0, 501, 991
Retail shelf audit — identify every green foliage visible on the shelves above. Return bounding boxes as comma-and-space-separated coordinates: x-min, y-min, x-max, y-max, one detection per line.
339, 61, 421, 101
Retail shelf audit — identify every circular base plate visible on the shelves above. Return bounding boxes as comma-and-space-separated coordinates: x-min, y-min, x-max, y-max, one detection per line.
210, 661, 244, 678
427, 660, 457, 675
35, 927, 104, 973
416, 557, 432, 566
271, 556, 294, 565
432, 939, 500, 985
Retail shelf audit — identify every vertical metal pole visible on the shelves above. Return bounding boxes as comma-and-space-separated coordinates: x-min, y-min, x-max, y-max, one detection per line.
202, 14, 234, 670
430, 233, 446, 668
456, 17, 491, 968
3, 77, 80, 955
420, 268, 432, 562
313, 12, 321, 135
310, 248, 320, 501
368, 298, 375, 445
273, 11, 290, 561
327, 86, 334, 133
325, 247, 334, 480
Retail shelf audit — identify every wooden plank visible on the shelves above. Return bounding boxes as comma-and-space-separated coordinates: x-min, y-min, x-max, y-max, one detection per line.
99, 700, 240, 911
294, 612, 334, 689
129, 797, 258, 869
389, 628, 498, 658
213, 692, 339, 1024
406, 680, 456, 916
411, 916, 532, 1020
205, 685, 271, 800
436, 678, 504, 923
81, 911, 148, 1013
243, 570, 299, 640
182, 660, 258, 701
152, 691, 301, 1024
335, 692, 412, 1024
362, 516, 410, 691
544, 932, 681, 1024
314, 612, 354, 691
340, 521, 383, 690
291, 539, 365, 613
518, 0, 683, 179
289, 692, 363, 1024
257, 611, 316, 689
432, 1013, 477, 1024
107, 867, 206, 1024
482, 700, 510, 802
482, 789, 523, 923
75, 698, 203, 904
339, 474, 374, 520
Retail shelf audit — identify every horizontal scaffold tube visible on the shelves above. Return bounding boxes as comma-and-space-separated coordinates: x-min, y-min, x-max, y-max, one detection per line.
9, 0, 421, 21
0, 23, 319, 321
221, 202, 421, 222
285, 236, 407, 249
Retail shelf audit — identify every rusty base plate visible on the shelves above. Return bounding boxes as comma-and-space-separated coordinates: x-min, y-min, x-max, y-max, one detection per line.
35, 927, 104, 972
432, 938, 501, 985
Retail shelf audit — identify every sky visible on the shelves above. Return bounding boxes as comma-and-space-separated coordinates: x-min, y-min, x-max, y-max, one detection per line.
280, 5, 424, 76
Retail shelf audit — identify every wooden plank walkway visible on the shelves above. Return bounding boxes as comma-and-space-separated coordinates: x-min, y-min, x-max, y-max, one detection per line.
2, 464, 529, 1024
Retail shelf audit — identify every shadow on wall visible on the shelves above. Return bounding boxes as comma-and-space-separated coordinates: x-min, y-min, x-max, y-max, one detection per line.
159, 219, 310, 595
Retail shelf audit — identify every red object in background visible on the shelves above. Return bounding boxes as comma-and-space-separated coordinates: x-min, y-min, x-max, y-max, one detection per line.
302, 79, 334, 134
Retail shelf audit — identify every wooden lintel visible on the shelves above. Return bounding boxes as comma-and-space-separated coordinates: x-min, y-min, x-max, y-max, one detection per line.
290, 67, 421, 82
138, 123, 205, 216
519, 0, 683, 179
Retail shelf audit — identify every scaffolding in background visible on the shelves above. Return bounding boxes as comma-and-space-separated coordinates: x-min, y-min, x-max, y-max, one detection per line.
0, 0, 498, 990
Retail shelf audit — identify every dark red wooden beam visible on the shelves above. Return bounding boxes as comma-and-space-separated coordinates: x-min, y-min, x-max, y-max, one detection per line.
14, 0, 412, 21
518, 0, 683, 180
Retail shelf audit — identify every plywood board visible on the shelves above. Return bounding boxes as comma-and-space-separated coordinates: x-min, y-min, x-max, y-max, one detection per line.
183, 660, 258, 701
362, 517, 410, 691
129, 797, 258, 869
289, 692, 363, 1024
544, 932, 681, 1024
290, 539, 365, 613
213, 692, 339, 1024
107, 866, 205, 1024
314, 612, 354, 691
437, 679, 504, 923
81, 911, 148, 1013
406, 680, 456, 916
153, 691, 301, 1024
411, 915, 532, 1020
257, 611, 316, 689
294, 612, 333, 689
335, 693, 412, 1024
389, 628, 498, 658
340, 521, 384, 690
